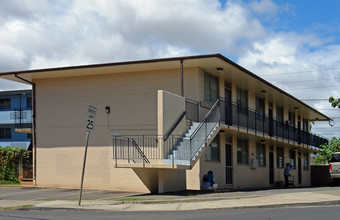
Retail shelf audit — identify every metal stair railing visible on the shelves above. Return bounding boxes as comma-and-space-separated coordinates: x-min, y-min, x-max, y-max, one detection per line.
113, 136, 152, 167
131, 138, 150, 164
188, 99, 221, 162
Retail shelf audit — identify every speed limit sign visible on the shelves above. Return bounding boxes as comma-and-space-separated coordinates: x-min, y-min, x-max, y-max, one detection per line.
86, 105, 97, 132
80, 105, 97, 205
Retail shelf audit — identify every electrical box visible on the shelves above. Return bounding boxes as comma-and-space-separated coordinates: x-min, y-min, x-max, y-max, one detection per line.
250, 159, 258, 169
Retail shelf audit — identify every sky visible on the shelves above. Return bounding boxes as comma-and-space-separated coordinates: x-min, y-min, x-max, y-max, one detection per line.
0, 0, 339, 139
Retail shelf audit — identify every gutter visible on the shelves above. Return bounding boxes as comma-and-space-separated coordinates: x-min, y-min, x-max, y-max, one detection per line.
0, 53, 330, 121
14, 74, 37, 184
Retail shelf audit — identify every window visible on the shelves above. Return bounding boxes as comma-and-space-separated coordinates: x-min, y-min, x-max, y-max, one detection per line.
0, 128, 11, 139
256, 143, 266, 166
27, 97, 32, 109
204, 72, 218, 103
256, 96, 265, 120
276, 106, 283, 122
237, 87, 248, 114
289, 112, 295, 126
289, 150, 296, 168
237, 139, 248, 164
303, 153, 309, 170
277, 147, 284, 168
303, 119, 308, 132
0, 98, 11, 110
205, 136, 219, 161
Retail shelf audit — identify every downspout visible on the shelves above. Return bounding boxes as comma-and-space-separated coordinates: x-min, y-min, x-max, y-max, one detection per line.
14, 74, 37, 184
180, 59, 184, 97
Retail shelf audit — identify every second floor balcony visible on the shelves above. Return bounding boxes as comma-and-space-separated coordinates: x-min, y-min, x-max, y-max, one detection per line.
186, 98, 328, 149
0, 109, 32, 128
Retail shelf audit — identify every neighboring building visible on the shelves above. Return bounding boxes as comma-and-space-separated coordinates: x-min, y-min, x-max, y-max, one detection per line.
0, 90, 32, 149
0, 54, 329, 193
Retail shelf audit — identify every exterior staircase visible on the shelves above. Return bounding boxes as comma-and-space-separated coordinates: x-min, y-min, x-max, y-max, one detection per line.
164, 99, 222, 167
165, 121, 221, 166
113, 99, 222, 169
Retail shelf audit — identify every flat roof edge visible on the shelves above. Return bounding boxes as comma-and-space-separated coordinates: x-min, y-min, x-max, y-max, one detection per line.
0, 53, 331, 121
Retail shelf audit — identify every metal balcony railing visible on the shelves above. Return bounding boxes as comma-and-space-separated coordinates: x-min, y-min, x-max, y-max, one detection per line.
14, 109, 33, 129
219, 98, 328, 148
113, 135, 182, 166
0, 109, 32, 128
112, 98, 328, 167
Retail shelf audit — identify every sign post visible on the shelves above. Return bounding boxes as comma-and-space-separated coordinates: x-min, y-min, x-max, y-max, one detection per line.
79, 105, 96, 206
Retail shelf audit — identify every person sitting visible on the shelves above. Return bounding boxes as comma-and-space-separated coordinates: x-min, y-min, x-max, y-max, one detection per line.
201, 175, 211, 190
201, 171, 218, 191
207, 170, 216, 187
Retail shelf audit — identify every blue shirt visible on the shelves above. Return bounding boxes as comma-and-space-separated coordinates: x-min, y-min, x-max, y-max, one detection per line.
201, 181, 211, 189
284, 165, 291, 176
207, 173, 215, 187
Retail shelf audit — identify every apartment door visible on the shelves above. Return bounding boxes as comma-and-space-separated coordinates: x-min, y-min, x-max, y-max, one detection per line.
269, 151, 274, 184
225, 87, 232, 126
226, 144, 233, 185
298, 153, 302, 184
298, 117, 301, 144
268, 103, 274, 137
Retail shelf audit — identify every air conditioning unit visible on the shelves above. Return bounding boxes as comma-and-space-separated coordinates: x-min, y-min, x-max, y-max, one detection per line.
250, 159, 259, 169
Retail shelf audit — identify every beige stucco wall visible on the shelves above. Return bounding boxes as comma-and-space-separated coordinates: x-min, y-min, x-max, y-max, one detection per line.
158, 169, 186, 193
32, 62, 315, 192
186, 132, 312, 190
34, 68, 199, 192
157, 91, 186, 137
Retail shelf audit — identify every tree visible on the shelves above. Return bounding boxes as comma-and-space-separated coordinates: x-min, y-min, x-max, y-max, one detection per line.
0, 146, 29, 183
313, 137, 340, 165
329, 96, 340, 108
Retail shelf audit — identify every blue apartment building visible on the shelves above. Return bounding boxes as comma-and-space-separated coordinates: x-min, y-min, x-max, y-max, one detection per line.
0, 90, 32, 150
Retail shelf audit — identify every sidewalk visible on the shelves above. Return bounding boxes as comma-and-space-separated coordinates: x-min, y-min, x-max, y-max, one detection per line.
1, 186, 340, 211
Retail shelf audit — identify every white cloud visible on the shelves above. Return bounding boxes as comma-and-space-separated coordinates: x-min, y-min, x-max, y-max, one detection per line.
237, 30, 340, 139
0, 0, 339, 138
249, 0, 279, 15
0, 0, 269, 72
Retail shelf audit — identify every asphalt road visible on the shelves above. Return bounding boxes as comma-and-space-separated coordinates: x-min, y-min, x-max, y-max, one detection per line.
2, 186, 340, 201
0, 186, 143, 201
1, 206, 340, 220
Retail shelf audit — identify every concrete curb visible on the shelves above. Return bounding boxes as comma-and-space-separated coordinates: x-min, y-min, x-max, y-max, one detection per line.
26, 199, 340, 212
118, 195, 264, 204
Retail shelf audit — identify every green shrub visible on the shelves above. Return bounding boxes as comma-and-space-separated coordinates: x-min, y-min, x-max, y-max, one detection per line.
0, 146, 29, 183
313, 137, 340, 165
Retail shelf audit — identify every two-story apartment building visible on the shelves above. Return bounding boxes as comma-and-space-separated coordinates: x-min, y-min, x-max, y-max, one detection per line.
0, 54, 329, 193
0, 90, 32, 149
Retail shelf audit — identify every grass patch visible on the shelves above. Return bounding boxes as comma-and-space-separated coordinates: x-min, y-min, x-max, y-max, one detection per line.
34, 199, 56, 201
0, 205, 33, 211
114, 198, 175, 202
117, 197, 176, 202
184, 193, 199, 197
117, 198, 156, 202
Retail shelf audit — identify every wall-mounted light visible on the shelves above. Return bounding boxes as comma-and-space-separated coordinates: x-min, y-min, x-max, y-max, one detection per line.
294, 107, 299, 110
261, 90, 267, 95
261, 140, 266, 144
105, 106, 110, 114
217, 67, 223, 73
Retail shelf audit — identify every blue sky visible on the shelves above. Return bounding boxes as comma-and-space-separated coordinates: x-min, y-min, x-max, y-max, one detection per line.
0, 0, 339, 138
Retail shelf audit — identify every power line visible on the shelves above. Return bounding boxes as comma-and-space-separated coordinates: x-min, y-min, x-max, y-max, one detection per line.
317, 109, 340, 111
301, 99, 329, 102
259, 67, 340, 77
285, 84, 340, 91
272, 76, 340, 84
